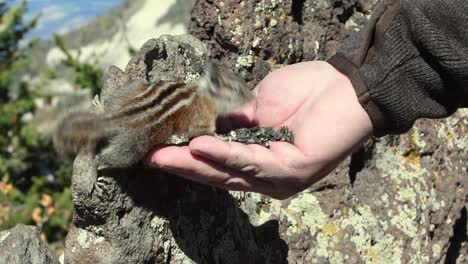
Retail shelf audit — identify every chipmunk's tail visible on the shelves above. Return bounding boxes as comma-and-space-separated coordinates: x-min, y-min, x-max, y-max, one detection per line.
52, 111, 110, 156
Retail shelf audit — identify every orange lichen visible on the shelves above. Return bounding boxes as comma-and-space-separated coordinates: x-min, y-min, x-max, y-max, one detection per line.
369, 248, 377, 261
342, 207, 349, 218
321, 224, 338, 235
447, 131, 453, 141
434, 172, 441, 189
402, 149, 420, 165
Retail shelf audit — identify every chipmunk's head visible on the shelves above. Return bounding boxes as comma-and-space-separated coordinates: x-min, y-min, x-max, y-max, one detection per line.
198, 61, 254, 113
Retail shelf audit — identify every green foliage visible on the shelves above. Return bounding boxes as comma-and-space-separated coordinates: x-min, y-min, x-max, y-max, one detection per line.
53, 34, 103, 95
1, 176, 73, 252
0, 0, 37, 101
0, 0, 98, 254
0, 1, 105, 254
0, 1, 48, 185
43, 67, 58, 79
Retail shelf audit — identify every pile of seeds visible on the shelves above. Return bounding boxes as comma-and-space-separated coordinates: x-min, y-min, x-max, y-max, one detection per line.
167, 126, 294, 147
218, 126, 294, 147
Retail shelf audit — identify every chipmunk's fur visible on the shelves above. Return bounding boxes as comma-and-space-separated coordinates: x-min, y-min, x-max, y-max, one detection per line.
53, 62, 253, 169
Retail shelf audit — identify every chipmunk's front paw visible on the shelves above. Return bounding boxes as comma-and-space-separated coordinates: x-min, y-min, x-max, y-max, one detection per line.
93, 176, 113, 198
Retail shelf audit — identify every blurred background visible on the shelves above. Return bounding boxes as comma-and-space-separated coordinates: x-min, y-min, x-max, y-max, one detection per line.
0, 0, 194, 255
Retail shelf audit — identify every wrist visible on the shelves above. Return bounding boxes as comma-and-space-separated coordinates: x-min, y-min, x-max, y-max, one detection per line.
320, 62, 374, 150
326, 56, 379, 137
329, 62, 373, 129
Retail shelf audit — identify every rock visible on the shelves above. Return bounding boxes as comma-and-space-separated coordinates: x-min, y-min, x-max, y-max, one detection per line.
0, 224, 59, 264
189, 0, 375, 86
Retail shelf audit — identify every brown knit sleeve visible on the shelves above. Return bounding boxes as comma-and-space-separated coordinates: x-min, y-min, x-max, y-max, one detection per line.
328, 0, 468, 136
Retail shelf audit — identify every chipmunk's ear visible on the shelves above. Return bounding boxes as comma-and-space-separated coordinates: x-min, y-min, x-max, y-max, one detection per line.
205, 60, 221, 85
198, 60, 253, 112
198, 60, 220, 95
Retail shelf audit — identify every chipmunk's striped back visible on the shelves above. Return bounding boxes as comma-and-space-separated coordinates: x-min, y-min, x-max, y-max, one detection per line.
107, 81, 198, 130
53, 62, 253, 168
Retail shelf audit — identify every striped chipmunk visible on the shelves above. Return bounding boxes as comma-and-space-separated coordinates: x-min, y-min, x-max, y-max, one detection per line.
52, 62, 254, 171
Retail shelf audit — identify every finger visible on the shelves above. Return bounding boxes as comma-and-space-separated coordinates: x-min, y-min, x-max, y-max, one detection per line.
175, 154, 275, 193
189, 136, 279, 176
189, 137, 314, 198
147, 145, 274, 193
146, 145, 191, 169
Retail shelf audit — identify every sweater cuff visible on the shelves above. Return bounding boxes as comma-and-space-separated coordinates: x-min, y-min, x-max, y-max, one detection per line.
328, 53, 388, 137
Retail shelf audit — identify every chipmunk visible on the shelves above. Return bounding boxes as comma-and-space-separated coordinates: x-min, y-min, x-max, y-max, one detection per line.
52, 62, 253, 171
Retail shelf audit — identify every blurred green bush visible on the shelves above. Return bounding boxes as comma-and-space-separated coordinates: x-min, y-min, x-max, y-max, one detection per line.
0, 1, 103, 255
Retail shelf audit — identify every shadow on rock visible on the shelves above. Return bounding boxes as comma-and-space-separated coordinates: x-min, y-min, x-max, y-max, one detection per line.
123, 165, 289, 264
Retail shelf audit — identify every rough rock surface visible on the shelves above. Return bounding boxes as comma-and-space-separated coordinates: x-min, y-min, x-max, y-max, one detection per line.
0, 224, 59, 264
189, 0, 378, 86
62, 1, 467, 264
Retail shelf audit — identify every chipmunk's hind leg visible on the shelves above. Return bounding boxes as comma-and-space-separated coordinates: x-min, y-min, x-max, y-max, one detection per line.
96, 129, 150, 169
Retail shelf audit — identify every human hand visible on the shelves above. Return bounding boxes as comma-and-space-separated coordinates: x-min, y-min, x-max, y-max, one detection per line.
146, 61, 373, 199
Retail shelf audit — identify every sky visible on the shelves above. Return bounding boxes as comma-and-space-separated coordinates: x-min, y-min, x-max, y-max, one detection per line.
16, 0, 124, 39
